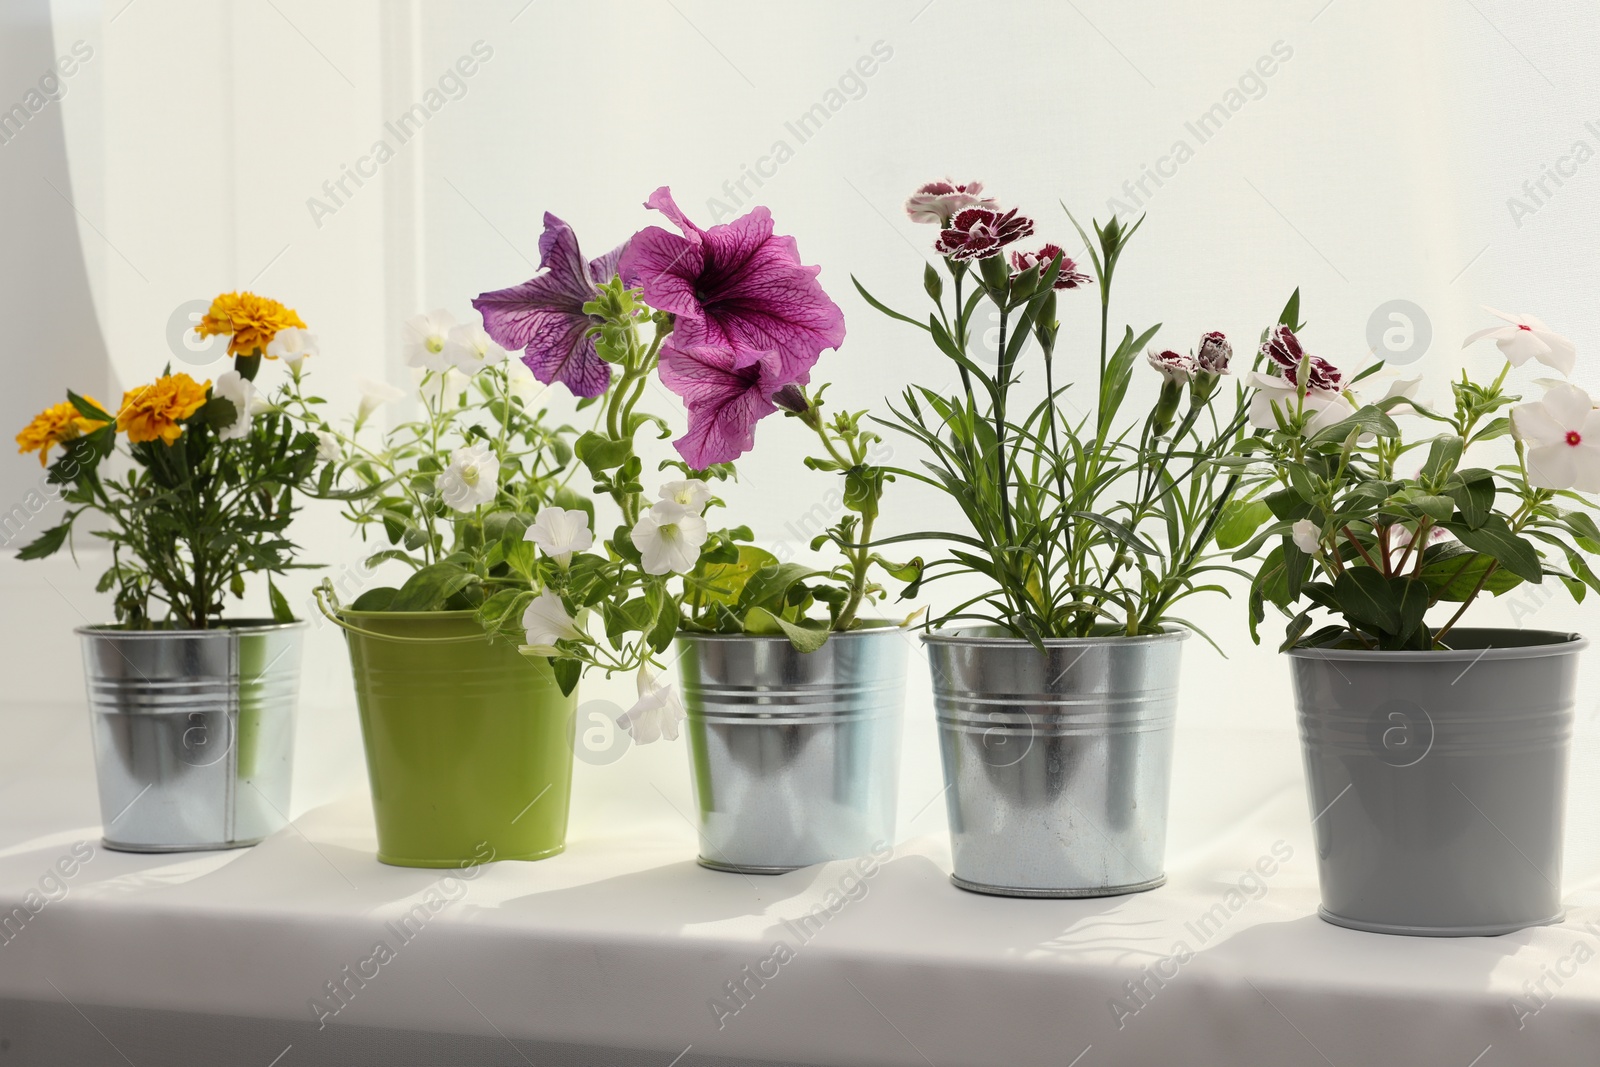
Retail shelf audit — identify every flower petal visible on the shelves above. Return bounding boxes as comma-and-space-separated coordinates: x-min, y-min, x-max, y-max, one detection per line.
1527, 442, 1578, 489
1510, 401, 1563, 446
642, 186, 705, 244
1533, 329, 1577, 376
618, 226, 705, 318
1543, 382, 1592, 430
658, 344, 781, 468
1461, 324, 1517, 348
518, 315, 611, 398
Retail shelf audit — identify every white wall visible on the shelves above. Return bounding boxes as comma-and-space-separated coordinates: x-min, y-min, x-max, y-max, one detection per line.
6, 0, 1600, 878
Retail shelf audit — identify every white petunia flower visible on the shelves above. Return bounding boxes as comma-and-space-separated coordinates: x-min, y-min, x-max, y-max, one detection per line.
505, 359, 548, 408
1463, 308, 1576, 377
444, 323, 508, 374
630, 500, 708, 576
315, 430, 341, 463
440, 443, 500, 512
414, 365, 465, 409
402, 309, 456, 372
266, 327, 319, 375
1291, 518, 1321, 556
520, 589, 582, 656
211, 370, 256, 441
1248, 372, 1352, 438
525, 507, 593, 568
355, 376, 406, 426
1511, 382, 1600, 492
657, 479, 713, 515
615, 666, 685, 744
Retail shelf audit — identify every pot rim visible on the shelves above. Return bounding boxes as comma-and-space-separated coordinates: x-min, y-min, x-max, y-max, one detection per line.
675, 624, 910, 644
333, 607, 481, 620
921, 624, 1189, 648
1285, 627, 1587, 662
74, 618, 308, 637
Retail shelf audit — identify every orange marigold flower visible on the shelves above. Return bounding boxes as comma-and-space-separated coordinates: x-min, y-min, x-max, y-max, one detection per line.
118, 374, 210, 445
194, 291, 307, 358
16, 397, 109, 466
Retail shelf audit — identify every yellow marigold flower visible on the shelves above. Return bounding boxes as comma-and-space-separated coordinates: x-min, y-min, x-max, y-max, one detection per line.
16, 397, 109, 466
118, 374, 210, 445
194, 291, 307, 358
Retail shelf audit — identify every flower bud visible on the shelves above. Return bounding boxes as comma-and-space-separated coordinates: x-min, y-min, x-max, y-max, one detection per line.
978, 252, 1011, 295
771, 383, 809, 414
923, 262, 943, 303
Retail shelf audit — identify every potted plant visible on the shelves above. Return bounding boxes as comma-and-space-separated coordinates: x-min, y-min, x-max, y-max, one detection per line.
473, 192, 919, 873
15, 291, 323, 852
1234, 304, 1596, 935
857, 181, 1262, 897
307, 310, 583, 868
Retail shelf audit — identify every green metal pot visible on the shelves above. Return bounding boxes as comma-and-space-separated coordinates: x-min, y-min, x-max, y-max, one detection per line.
328, 606, 576, 868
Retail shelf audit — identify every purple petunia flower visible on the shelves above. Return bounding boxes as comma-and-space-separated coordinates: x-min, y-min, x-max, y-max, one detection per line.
656, 344, 796, 469
470, 213, 627, 399
619, 187, 846, 382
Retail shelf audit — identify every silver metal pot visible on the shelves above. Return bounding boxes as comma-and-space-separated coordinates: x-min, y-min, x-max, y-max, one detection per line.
924, 626, 1186, 897
1290, 627, 1586, 936
676, 628, 908, 873
78, 620, 305, 852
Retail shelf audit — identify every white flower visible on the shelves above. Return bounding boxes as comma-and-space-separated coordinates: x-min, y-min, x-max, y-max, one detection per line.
1511, 382, 1600, 492
505, 359, 548, 407
525, 507, 593, 567
1248, 372, 1352, 437
1291, 518, 1322, 556
1463, 308, 1576, 377
266, 327, 319, 375
630, 501, 708, 575
444, 323, 508, 374
1146, 348, 1196, 384
211, 370, 256, 441
414, 365, 465, 409
315, 430, 341, 463
440, 443, 500, 512
520, 589, 582, 655
355, 376, 406, 426
403, 309, 456, 372
657, 479, 713, 515
1377, 375, 1424, 414
615, 667, 685, 745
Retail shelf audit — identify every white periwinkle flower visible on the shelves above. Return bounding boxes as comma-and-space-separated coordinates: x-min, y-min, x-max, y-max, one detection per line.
211, 370, 256, 441
657, 479, 713, 515
1511, 382, 1600, 492
615, 667, 685, 745
1291, 518, 1322, 556
525, 507, 593, 567
444, 323, 508, 374
1248, 372, 1352, 438
266, 327, 319, 375
440, 443, 500, 512
1463, 308, 1576, 377
520, 589, 582, 656
630, 500, 708, 576
355, 376, 406, 426
403, 309, 456, 372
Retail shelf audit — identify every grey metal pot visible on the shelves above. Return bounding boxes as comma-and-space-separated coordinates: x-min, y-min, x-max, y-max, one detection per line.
676, 628, 908, 873
78, 620, 305, 852
1290, 627, 1586, 936
924, 626, 1186, 898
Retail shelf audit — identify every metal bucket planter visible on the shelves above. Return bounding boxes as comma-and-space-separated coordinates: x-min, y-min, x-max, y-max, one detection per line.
677, 629, 908, 873
330, 608, 577, 868
1290, 627, 1586, 937
924, 627, 1186, 897
79, 620, 305, 852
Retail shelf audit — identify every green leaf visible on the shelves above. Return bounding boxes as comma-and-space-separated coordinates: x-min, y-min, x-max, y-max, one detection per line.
743, 606, 829, 653
1214, 500, 1273, 550
1419, 435, 1464, 485
1419, 546, 1525, 601
349, 586, 398, 612
1333, 568, 1403, 633
574, 431, 633, 476
267, 578, 295, 623
739, 562, 824, 611
16, 521, 71, 561
66, 391, 113, 423
1306, 405, 1400, 447
852, 275, 930, 330
551, 656, 582, 696
199, 396, 239, 432
1442, 516, 1544, 584
1070, 510, 1157, 555
698, 545, 779, 607
1445, 471, 1495, 530
387, 562, 478, 612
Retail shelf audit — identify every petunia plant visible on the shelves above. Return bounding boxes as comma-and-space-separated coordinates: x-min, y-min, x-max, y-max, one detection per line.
14, 292, 325, 629
1230, 303, 1600, 650
856, 180, 1265, 647
472, 190, 901, 735
303, 308, 581, 633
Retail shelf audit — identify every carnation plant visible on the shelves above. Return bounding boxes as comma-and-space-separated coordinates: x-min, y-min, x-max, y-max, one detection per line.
14, 292, 324, 629
304, 309, 581, 643
1232, 303, 1600, 651
856, 180, 1261, 647
470, 191, 910, 737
